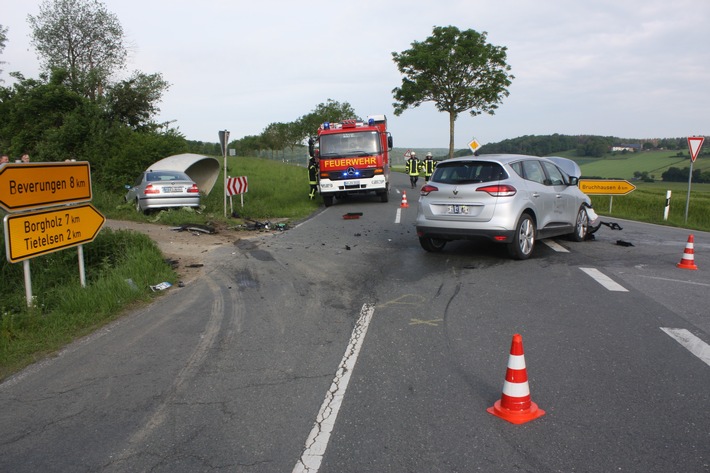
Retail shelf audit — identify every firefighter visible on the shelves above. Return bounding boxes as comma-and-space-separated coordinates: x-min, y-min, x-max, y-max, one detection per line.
406, 151, 420, 188
422, 152, 436, 182
308, 156, 318, 200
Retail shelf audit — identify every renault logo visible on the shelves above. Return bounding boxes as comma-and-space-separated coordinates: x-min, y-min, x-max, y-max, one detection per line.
453, 186, 459, 195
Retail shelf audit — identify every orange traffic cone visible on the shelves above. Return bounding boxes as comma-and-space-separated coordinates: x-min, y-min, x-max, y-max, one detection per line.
677, 234, 698, 270
487, 334, 545, 424
400, 191, 409, 208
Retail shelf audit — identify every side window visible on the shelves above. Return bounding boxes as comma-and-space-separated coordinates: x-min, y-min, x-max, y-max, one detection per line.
521, 160, 545, 185
542, 162, 565, 186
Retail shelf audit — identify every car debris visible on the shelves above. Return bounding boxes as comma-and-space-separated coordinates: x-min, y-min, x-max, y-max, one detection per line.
150, 281, 172, 291
171, 223, 216, 234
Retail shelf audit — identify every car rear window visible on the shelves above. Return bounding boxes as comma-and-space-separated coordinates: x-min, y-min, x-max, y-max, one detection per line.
147, 171, 190, 181
432, 161, 507, 184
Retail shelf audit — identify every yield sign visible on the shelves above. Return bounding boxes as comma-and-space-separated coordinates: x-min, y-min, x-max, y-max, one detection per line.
687, 136, 704, 162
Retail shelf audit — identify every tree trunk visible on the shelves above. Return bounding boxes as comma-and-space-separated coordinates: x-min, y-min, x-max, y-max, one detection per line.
448, 111, 456, 159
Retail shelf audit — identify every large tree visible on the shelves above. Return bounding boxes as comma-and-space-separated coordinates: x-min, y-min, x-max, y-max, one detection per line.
0, 24, 7, 80
28, 0, 127, 100
392, 26, 514, 159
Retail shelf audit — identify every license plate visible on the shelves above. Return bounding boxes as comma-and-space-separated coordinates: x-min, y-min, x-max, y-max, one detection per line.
162, 186, 183, 193
344, 180, 359, 186
447, 204, 469, 215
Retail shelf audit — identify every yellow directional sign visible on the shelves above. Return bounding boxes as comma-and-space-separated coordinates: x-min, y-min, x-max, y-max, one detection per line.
0, 162, 92, 212
579, 179, 636, 196
3, 203, 105, 263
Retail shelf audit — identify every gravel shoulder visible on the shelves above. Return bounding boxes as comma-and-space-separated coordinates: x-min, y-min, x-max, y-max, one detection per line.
103, 220, 240, 284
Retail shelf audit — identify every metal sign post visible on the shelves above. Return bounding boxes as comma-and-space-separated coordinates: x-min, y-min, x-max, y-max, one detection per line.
219, 130, 230, 218
685, 136, 704, 223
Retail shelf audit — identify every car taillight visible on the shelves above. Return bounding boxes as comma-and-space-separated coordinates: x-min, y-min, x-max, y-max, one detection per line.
476, 184, 516, 197
420, 184, 438, 196
143, 184, 159, 194
187, 184, 199, 193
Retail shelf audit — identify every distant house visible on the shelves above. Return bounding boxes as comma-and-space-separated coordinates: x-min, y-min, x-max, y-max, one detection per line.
611, 144, 642, 152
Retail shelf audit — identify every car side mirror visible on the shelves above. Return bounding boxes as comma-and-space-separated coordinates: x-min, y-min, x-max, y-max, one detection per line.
124, 184, 131, 189
568, 176, 579, 186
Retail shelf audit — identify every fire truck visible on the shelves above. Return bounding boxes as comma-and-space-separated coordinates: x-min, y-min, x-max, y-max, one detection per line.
308, 115, 393, 207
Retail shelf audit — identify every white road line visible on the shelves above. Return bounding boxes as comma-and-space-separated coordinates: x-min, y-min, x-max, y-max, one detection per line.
395, 207, 402, 224
542, 240, 569, 252
579, 267, 629, 292
293, 303, 376, 473
660, 328, 710, 367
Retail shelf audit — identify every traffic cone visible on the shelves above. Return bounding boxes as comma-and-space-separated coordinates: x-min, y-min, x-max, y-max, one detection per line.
487, 334, 545, 424
400, 191, 409, 208
677, 234, 698, 270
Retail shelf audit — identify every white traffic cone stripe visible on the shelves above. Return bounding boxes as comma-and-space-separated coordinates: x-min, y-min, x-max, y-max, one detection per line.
507, 354, 526, 370
503, 380, 531, 397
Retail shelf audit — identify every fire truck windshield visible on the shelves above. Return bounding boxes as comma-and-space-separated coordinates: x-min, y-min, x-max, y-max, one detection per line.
320, 131, 380, 157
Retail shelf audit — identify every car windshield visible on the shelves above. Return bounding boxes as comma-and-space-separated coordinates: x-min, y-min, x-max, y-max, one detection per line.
319, 131, 380, 157
147, 171, 190, 182
432, 161, 506, 184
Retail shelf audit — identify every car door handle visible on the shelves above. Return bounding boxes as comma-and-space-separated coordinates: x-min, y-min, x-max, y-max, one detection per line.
532, 192, 540, 198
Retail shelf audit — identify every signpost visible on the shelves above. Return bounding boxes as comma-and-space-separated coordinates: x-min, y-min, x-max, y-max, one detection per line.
579, 179, 636, 213
685, 136, 705, 223
219, 130, 230, 217
3, 203, 105, 263
0, 161, 92, 212
1, 161, 104, 306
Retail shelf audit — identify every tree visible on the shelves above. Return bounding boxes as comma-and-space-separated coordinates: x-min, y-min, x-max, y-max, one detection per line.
296, 99, 358, 143
28, 0, 127, 100
0, 24, 7, 81
104, 72, 170, 130
392, 26, 514, 159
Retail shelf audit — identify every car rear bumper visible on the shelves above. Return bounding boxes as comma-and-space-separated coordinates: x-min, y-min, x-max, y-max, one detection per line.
141, 196, 200, 209
416, 225, 515, 243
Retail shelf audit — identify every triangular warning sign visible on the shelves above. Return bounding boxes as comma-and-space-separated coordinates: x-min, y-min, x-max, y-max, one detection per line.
688, 136, 704, 162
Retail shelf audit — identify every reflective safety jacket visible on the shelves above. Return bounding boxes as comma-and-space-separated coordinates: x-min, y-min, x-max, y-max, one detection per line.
308, 159, 318, 184
406, 157, 420, 176
422, 158, 435, 177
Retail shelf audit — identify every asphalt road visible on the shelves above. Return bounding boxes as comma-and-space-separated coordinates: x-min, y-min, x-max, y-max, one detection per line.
1, 171, 708, 472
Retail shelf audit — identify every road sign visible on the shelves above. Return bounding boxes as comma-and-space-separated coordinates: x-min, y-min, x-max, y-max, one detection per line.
4, 203, 105, 263
226, 176, 248, 196
687, 136, 704, 162
579, 179, 636, 195
468, 138, 481, 153
0, 161, 92, 212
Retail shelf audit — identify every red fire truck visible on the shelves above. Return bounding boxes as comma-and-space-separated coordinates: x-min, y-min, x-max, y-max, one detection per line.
308, 115, 393, 207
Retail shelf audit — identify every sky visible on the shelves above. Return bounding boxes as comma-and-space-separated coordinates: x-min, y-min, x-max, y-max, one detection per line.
2, 0, 709, 149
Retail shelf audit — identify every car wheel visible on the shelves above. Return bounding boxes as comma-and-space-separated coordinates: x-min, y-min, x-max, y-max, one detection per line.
571, 206, 589, 242
419, 236, 447, 252
379, 189, 389, 203
134, 198, 142, 213
507, 214, 535, 260
323, 195, 333, 207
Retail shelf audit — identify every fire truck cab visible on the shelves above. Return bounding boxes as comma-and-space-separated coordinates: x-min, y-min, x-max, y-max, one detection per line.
308, 114, 393, 207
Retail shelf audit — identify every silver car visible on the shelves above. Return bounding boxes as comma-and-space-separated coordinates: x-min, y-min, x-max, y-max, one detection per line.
125, 170, 201, 213
415, 154, 599, 259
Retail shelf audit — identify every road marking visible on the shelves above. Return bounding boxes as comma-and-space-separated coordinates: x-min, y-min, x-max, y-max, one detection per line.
579, 267, 629, 292
542, 240, 569, 252
410, 318, 443, 326
293, 303, 375, 473
660, 328, 710, 367
395, 207, 401, 224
